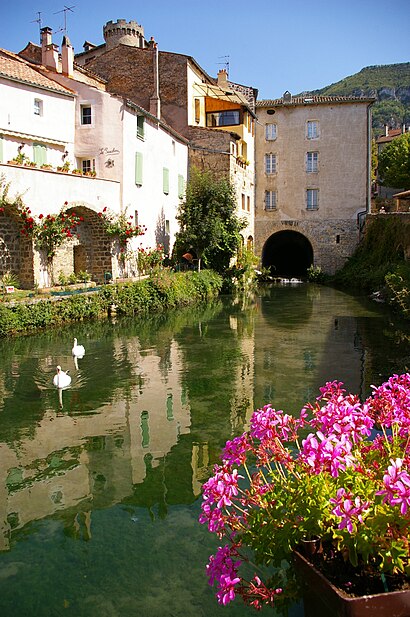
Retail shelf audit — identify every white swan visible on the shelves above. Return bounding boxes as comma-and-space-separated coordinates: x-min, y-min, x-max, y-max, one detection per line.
53, 365, 71, 389
72, 338, 85, 357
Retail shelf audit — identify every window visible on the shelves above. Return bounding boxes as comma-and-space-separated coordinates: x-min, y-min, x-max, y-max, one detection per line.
247, 196, 250, 212
163, 167, 169, 194
307, 120, 319, 139
306, 189, 319, 210
242, 193, 245, 210
135, 152, 143, 185
33, 143, 47, 166
265, 153, 277, 174
194, 98, 200, 123
81, 105, 92, 125
265, 190, 277, 211
0, 135, 3, 163
34, 99, 43, 116
306, 151, 318, 173
81, 159, 94, 173
265, 123, 277, 140
206, 109, 240, 127
137, 116, 145, 139
178, 174, 185, 199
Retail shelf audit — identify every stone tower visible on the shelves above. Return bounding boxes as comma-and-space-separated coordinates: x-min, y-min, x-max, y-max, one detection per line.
103, 19, 147, 49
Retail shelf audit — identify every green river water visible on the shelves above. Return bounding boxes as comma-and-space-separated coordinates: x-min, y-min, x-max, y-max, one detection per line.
0, 283, 408, 616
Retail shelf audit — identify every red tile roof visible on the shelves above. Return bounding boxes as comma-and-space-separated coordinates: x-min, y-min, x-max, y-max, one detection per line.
376, 129, 403, 144
0, 48, 73, 96
256, 94, 375, 107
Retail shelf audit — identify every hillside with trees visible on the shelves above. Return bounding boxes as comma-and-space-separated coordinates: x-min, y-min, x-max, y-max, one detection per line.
306, 63, 410, 135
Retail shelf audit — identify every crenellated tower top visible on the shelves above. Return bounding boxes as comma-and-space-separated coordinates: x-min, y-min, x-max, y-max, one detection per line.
103, 19, 147, 49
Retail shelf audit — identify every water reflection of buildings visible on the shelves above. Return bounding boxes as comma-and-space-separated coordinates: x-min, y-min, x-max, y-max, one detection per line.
0, 338, 191, 551
254, 284, 373, 412
0, 287, 381, 551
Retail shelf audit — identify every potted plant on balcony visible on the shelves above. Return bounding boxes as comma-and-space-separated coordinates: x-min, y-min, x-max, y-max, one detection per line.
56, 161, 70, 173
199, 373, 410, 615
8, 152, 28, 166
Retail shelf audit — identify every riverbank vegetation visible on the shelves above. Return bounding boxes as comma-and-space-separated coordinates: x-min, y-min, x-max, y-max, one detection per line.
332, 216, 410, 318
0, 269, 223, 337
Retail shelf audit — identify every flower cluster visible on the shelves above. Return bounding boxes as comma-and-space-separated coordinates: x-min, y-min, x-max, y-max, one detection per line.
137, 244, 165, 274
98, 207, 146, 249
200, 373, 410, 610
18, 202, 83, 259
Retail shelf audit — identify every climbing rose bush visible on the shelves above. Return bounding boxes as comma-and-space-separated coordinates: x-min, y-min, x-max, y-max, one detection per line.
18, 202, 83, 259
199, 373, 410, 611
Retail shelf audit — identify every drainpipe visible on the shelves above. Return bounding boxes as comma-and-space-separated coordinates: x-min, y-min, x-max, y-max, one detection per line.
367, 102, 374, 214
150, 40, 161, 119
358, 101, 374, 239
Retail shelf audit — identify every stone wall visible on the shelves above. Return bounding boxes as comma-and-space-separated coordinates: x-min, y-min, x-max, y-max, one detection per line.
0, 210, 34, 288
255, 218, 359, 275
85, 47, 190, 135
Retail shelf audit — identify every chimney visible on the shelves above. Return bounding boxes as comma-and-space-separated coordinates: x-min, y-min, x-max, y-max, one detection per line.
61, 35, 74, 77
217, 68, 229, 89
149, 41, 161, 118
41, 27, 59, 71
385, 125, 389, 137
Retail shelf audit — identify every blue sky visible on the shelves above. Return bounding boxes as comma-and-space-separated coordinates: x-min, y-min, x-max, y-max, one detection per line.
0, 0, 408, 99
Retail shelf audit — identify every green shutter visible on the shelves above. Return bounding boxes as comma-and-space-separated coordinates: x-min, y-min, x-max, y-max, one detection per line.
178, 174, 184, 199
137, 116, 145, 139
163, 167, 169, 194
135, 152, 143, 185
33, 143, 47, 165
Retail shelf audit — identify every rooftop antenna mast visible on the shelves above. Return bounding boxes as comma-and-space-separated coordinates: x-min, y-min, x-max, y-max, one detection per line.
218, 55, 230, 76
54, 5, 76, 35
31, 12, 43, 44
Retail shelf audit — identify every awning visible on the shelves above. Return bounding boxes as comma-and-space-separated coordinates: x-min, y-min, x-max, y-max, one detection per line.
1, 128, 68, 147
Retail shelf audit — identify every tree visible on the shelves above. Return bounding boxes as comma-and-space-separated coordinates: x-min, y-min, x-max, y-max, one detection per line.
378, 133, 410, 190
174, 168, 246, 272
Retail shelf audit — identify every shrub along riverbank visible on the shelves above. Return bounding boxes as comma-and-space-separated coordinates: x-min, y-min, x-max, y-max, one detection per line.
0, 269, 223, 337
332, 215, 410, 319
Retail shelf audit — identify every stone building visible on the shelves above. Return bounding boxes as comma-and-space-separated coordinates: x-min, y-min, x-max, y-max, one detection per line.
255, 93, 374, 276
74, 19, 257, 249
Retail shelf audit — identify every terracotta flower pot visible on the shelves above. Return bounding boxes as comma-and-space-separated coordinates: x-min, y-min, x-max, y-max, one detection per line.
293, 550, 410, 617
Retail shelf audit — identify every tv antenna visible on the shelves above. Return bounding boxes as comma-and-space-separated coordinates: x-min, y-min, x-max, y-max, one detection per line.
31, 12, 43, 44
54, 5, 75, 35
218, 55, 230, 76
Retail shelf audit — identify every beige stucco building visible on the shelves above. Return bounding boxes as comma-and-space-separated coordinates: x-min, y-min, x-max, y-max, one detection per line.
255, 93, 374, 276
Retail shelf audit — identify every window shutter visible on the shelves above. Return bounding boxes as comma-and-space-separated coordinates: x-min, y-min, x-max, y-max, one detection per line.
33, 143, 47, 166
163, 167, 169, 194
137, 116, 145, 139
135, 152, 143, 185
178, 174, 185, 199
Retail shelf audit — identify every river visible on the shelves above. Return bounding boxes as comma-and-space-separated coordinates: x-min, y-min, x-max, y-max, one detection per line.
0, 283, 408, 616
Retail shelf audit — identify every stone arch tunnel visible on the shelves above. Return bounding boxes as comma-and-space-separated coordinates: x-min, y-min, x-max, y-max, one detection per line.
262, 230, 314, 278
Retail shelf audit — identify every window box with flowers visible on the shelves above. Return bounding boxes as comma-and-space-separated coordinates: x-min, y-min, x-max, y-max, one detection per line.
200, 373, 410, 615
